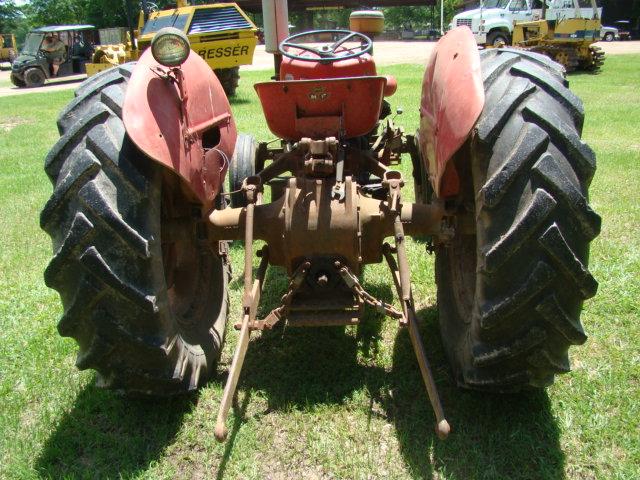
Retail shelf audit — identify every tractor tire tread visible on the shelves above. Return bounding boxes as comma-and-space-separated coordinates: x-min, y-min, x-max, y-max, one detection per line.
229, 133, 257, 208
437, 49, 600, 391
41, 66, 228, 395
214, 67, 240, 97
62, 64, 134, 131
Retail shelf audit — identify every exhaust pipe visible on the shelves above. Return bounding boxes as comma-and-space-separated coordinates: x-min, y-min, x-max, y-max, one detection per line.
261, 0, 289, 77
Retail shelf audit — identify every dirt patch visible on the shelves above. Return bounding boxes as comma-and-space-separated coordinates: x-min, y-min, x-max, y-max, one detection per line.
0, 116, 30, 132
0, 70, 85, 98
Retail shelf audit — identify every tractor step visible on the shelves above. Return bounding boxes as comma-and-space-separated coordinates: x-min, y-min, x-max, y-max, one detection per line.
288, 291, 362, 326
287, 310, 360, 327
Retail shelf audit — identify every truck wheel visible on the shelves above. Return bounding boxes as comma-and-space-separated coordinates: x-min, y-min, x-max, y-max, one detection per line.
24, 67, 45, 87
603, 32, 614, 42
436, 48, 600, 391
10, 72, 25, 87
40, 64, 230, 395
214, 67, 240, 97
487, 31, 510, 47
228, 133, 257, 208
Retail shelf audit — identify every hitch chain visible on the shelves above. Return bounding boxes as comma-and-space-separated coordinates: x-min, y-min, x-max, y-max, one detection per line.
335, 262, 403, 319
235, 261, 311, 331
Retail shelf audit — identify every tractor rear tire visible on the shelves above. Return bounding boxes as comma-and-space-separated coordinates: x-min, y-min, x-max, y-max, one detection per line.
24, 67, 45, 87
228, 133, 257, 208
436, 48, 600, 391
10, 72, 25, 87
215, 67, 240, 97
40, 64, 230, 395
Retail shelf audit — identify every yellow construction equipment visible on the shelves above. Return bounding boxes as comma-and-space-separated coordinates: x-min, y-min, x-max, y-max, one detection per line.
85, 28, 140, 77
512, 0, 604, 72
86, 1, 258, 95
0, 33, 17, 63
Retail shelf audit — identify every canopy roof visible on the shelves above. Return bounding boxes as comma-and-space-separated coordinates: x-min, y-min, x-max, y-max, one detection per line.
236, 0, 436, 12
32, 25, 95, 33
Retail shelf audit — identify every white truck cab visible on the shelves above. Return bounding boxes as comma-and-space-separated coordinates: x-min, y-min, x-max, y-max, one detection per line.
450, 0, 603, 46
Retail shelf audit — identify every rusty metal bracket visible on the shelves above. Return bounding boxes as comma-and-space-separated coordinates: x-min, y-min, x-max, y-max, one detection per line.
215, 177, 264, 442
234, 261, 311, 331
382, 172, 451, 440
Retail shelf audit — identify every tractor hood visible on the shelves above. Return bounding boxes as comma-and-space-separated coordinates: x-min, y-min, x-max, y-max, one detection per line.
453, 7, 505, 22
11, 54, 38, 71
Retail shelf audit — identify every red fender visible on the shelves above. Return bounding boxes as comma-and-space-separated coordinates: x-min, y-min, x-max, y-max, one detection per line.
418, 27, 484, 198
123, 49, 237, 208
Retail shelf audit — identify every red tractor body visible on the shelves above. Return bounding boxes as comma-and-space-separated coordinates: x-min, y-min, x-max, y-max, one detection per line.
42, 23, 600, 446
419, 27, 484, 197
255, 77, 388, 140
123, 49, 237, 207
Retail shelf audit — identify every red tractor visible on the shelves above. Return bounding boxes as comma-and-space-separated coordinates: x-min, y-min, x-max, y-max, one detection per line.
41, 23, 600, 440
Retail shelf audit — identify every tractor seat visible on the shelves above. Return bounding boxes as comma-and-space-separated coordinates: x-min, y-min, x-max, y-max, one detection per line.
254, 76, 390, 141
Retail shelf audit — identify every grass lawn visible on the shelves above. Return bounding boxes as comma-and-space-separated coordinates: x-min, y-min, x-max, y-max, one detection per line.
0, 55, 638, 479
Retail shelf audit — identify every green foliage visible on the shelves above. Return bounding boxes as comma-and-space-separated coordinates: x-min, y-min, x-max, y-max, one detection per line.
27, 0, 128, 29
382, 1, 460, 30
0, 0, 20, 32
599, 0, 640, 25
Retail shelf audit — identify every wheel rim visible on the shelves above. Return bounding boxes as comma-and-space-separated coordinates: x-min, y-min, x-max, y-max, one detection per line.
493, 36, 506, 47
27, 70, 42, 85
160, 177, 219, 330
448, 234, 477, 321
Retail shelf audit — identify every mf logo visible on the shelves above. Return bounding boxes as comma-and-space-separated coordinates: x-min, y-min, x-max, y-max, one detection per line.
308, 86, 330, 101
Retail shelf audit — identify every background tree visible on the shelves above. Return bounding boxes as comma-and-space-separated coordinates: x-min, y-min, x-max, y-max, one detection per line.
0, 0, 20, 31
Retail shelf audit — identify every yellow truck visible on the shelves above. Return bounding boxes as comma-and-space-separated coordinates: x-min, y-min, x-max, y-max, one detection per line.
86, 1, 258, 95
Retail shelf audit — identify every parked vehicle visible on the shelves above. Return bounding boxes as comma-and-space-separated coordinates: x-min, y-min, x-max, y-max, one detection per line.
450, 0, 603, 46
10, 25, 94, 88
513, 0, 605, 72
614, 20, 631, 40
0, 33, 17, 63
85, 0, 258, 96
601, 25, 618, 41
41, 19, 600, 443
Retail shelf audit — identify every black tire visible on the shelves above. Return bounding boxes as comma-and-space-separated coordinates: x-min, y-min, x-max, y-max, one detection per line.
487, 31, 510, 47
214, 67, 240, 97
408, 132, 430, 205
10, 72, 25, 87
604, 32, 614, 42
24, 67, 45, 87
436, 48, 600, 391
228, 133, 257, 208
40, 64, 230, 395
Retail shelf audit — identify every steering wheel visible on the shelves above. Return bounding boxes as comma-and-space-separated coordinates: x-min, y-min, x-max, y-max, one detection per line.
279, 29, 372, 62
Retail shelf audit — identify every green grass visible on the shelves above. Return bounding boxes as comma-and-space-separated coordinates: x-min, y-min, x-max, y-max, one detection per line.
0, 55, 638, 479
